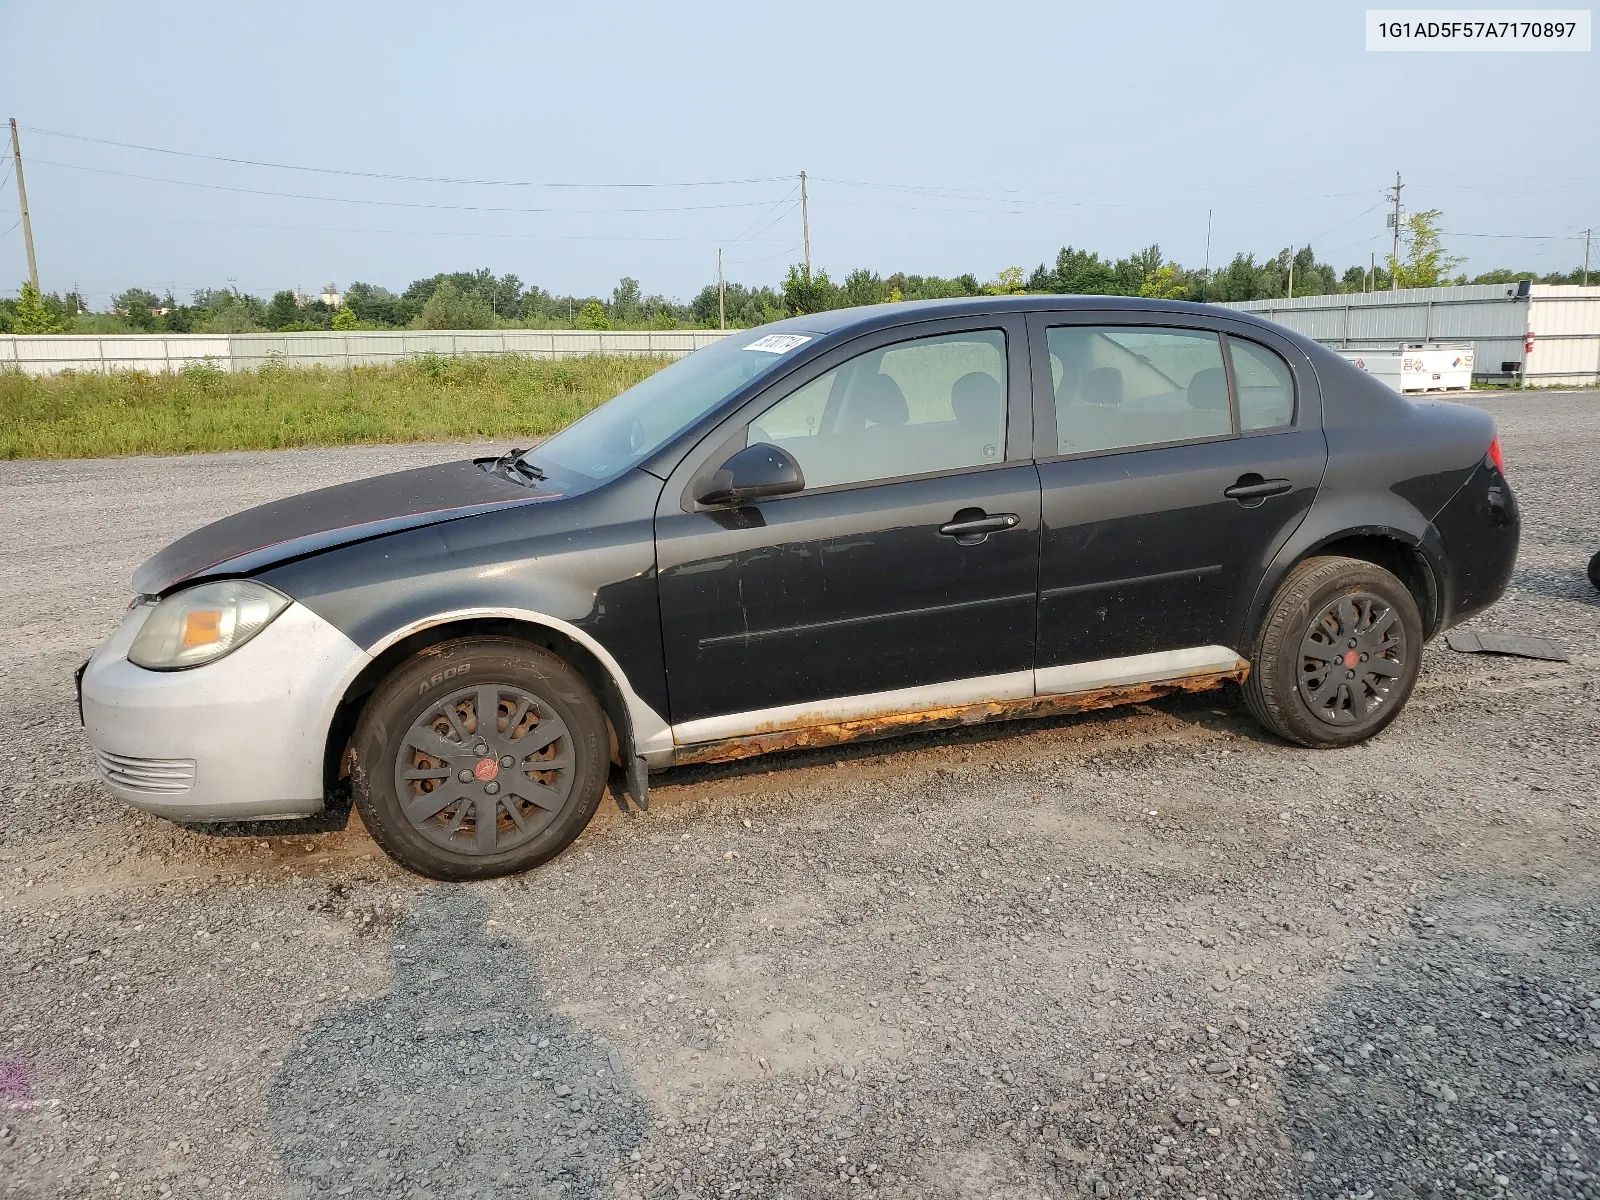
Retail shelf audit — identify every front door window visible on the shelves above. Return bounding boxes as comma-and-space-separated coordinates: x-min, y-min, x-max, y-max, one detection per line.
750, 329, 1007, 489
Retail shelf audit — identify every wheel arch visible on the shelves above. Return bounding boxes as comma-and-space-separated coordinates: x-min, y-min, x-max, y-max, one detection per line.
1244, 523, 1445, 656
321, 610, 673, 800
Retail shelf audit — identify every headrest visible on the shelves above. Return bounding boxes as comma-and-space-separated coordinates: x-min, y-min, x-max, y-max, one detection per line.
858, 374, 909, 427
1080, 367, 1124, 407
1055, 363, 1082, 406
950, 372, 1003, 428
1188, 367, 1229, 411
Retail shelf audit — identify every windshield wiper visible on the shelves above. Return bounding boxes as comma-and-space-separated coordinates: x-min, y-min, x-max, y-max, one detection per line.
492, 448, 546, 485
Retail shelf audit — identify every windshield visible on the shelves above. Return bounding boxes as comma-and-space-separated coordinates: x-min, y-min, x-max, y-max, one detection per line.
526, 331, 816, 484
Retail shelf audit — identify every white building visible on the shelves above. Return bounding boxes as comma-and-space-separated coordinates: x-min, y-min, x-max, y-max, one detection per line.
1228, 282, 1600, 387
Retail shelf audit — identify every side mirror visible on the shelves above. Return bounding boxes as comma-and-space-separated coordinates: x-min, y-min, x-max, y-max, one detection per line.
694, 442, 805, 507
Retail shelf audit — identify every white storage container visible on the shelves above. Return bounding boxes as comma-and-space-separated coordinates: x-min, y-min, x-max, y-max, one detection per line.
1337, 350, 1404, 391
1336, 344, 1474, 394
1399, 344, 1474, 392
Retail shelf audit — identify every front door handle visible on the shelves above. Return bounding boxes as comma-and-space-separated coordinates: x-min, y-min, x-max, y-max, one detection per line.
1223, 475, 1293, 507
939, 510, 1020, 544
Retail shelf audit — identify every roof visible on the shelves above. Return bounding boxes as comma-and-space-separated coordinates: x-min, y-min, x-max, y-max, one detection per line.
761, 294, 1294, 340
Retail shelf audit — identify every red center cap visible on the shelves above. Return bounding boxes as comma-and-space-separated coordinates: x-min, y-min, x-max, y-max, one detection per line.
474, 757, 500, 782
1342, 650, 1361, 669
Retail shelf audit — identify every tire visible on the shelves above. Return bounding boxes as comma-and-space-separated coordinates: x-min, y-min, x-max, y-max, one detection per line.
1243, 556, 1423, 749
350, 636, 609, 880
1588, 550, 1600, 592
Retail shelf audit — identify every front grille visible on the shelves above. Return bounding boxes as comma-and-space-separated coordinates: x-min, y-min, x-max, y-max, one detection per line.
96, 751, 196, 794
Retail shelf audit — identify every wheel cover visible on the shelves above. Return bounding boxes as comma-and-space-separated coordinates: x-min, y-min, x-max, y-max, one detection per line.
1296, 592, 1407, 726
393, 683, 576, 856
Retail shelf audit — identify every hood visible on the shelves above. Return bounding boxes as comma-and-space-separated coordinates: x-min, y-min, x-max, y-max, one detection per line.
133, 458, 560, 595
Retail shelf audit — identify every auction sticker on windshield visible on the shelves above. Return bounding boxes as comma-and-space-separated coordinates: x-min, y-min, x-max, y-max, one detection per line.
744, 334, 812, 354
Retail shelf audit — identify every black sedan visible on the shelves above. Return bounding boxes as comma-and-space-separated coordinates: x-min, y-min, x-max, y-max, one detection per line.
81, 297, 1520, 879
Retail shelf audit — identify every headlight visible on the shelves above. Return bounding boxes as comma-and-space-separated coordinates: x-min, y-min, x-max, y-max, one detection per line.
128, 580, 291, 670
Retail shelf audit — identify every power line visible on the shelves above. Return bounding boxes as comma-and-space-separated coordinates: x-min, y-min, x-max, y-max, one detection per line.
29, 126, 1595, 207
812, 172, 1382, 200
722, 184, 799, 250
1300, 203, 1384, 247
1323, 230, 1387, 256
28, 156, 792, 215
724, 243, 802, 267
725, 198, 800, 253
21, 125, 790, 189
1409, 168, 1600, 183
1442, 230, 1594, 240
821, 188, 1379, 217
29, 206, 798, 246
17, 128, 1395, 199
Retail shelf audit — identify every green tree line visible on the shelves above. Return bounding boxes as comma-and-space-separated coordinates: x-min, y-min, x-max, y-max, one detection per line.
2, 210, 1591, 334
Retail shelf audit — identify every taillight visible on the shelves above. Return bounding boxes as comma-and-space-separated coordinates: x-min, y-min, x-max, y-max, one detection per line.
1487, 434, 1505, 474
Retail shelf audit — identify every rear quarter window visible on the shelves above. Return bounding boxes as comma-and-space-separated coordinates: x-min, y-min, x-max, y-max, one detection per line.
1229, 338, 1296, 431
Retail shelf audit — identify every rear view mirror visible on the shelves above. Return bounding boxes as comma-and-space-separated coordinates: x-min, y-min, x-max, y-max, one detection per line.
694, 442, 805, 507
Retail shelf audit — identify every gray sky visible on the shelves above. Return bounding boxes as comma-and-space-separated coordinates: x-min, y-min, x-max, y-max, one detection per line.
1, 0, 1596, 308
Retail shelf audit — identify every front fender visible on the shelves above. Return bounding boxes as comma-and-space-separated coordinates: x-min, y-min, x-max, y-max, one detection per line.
257, 469, 672, 735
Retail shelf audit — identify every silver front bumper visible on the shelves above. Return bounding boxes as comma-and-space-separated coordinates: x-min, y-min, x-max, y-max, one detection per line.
81, 601, 372, 821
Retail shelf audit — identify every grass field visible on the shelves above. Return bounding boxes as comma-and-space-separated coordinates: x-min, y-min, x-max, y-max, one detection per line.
0, 353, 674, 459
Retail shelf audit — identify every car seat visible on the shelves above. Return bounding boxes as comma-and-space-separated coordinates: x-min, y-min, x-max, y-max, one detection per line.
1187, 367, 1228, 412
1080, 367, 1124, 407
949, 371, 1004, 466
1061, 367, 1126, 454
1182, 366, 1232, 439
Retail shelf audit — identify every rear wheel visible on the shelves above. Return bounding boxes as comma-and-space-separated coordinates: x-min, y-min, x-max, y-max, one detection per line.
1244, 556, 1423, 748
1588, 550, 1600, 592
351, 637, 609, 880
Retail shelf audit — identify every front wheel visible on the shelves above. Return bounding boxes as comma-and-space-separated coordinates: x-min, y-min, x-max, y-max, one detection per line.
1244, 556, 1424, 749
351, 637, 610, 880
1588, 550, 1600, 592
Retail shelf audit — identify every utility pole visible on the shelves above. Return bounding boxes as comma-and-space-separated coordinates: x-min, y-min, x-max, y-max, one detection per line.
1584, 228, 1592, 286
800, 171, 811, 281
717, 248, 725, 331
1203, 209, 1212, 274
1369, 251, 1375, 294
9, 118, 39, 291
1386, 171, 1403, 292
1287, 256, 1294, 300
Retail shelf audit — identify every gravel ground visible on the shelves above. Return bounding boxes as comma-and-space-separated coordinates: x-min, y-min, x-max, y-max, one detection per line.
1, 393, 1597, 1200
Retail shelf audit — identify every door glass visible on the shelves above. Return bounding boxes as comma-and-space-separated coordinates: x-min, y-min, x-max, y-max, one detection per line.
749, 330, 1007, 490
1229, 338, 1296, 431
1048, 326, 1232, 456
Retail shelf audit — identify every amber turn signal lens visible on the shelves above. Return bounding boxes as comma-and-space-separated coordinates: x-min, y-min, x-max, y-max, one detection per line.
182, 610, 223, 647
128, 580, 290, 670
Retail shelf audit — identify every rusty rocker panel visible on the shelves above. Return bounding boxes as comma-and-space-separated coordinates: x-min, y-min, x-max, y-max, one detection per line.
671, 646, 1248, 765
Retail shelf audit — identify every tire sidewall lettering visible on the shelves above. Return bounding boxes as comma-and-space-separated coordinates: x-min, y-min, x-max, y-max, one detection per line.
418, 662, 472, 696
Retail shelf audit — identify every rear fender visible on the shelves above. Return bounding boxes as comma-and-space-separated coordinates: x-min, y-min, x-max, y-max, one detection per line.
1241, 492, 1447, 652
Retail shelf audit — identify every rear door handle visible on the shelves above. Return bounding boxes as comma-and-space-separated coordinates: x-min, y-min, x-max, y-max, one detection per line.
939, 511, 1020, 543
1223, 475, 1293, 506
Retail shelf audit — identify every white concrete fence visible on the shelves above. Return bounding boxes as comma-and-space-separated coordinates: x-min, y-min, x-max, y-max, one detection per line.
0, 328, 735, 377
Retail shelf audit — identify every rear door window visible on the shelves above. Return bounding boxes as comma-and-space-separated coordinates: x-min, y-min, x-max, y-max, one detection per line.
1047, 326, 1232, 456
